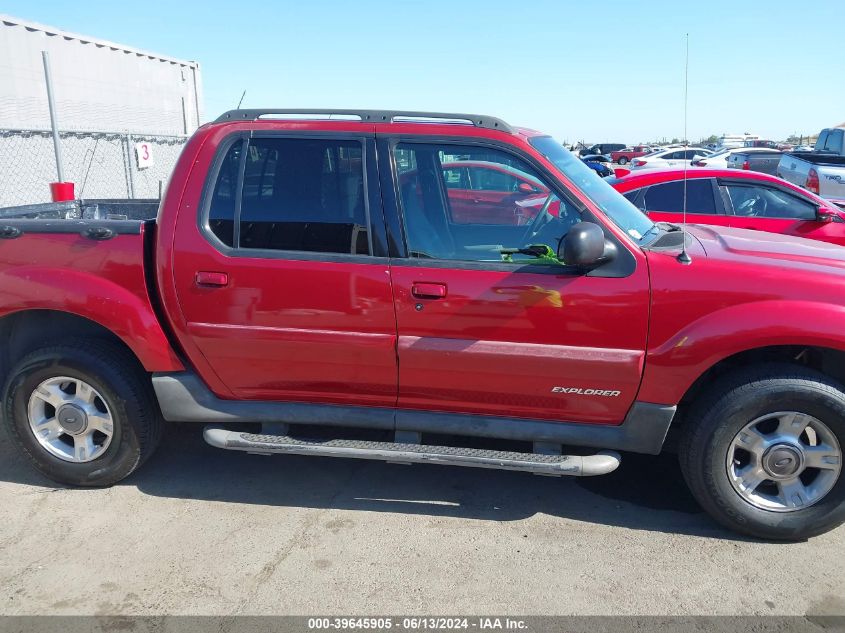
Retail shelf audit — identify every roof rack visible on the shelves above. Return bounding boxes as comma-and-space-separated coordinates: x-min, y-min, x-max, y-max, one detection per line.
213, 109, 513, 133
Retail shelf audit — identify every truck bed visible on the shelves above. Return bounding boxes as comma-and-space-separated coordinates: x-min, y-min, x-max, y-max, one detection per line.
787, 151, 845, 167
0, 211, 182, 371
0, 199, 159, 221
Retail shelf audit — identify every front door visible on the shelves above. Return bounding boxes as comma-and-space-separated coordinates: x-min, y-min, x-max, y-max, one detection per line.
721, 180, 845, 246
383, 139, 650, 424
171, 132, 398, 407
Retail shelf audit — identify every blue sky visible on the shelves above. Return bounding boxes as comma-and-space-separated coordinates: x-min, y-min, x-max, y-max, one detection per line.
3, 0, 840, 144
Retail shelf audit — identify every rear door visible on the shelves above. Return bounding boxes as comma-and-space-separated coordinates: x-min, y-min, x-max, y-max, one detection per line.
628, 178, 729, 227
721, 179, 845, 245
380, 137, 650, 424
170, 130, 398, 406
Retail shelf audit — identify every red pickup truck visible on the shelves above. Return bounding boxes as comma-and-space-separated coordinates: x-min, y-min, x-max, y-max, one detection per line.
1, 109, 844, 540
610, 145, 652, 165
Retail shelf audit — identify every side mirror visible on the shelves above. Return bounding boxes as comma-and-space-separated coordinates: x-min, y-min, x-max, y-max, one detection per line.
517, 182, 539, 195
560, 222, 617, 269
817, 205, 837, 223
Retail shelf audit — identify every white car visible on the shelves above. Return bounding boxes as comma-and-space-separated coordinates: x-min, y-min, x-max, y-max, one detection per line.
691, 146, 779, 169
629, 147, 713, 170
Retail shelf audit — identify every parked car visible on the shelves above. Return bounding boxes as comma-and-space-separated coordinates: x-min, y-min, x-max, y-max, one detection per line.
610, 145, 651, 166
433, 160, 550, 224
718, 134, 759, 149
726, 149, 783, 175
1, 108, 845, 541
580, 143, 626, 157
777, 127, 845, 207
580, 154, 615, 178
744, 139, 779, 149
691, 147, 766, 169
630, 146, 712, 170
610, 168, 845, 245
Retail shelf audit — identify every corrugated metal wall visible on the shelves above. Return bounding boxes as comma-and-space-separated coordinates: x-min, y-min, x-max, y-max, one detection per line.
0, 14, 202, 205
0, 15, 202, 134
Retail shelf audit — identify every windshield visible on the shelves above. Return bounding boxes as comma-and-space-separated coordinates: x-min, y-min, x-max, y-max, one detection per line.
529, 136, 657, 244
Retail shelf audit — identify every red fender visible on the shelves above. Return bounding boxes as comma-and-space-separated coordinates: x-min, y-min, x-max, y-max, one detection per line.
639, 300, 845, 404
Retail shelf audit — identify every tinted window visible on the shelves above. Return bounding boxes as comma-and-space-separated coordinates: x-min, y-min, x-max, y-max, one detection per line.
725, 184, 816, 219
468, 166, 520, 192
443, 167, 469, 189
236, 138, 369, 254
395, 143, 579, 262
824, 130, 843, 154
643, 180, 717, 214
660, 151, 680, 160
208, 140, 243, 247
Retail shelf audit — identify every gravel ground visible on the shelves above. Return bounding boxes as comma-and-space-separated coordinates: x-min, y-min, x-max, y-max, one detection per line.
0, 424, 843, 616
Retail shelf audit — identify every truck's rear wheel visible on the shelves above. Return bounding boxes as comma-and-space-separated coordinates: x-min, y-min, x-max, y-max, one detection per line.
680, 364, 845, 540
2, 341, 162, 486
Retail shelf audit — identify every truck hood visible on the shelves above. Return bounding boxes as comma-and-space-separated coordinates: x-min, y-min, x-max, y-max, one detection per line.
685, 224, 845, 272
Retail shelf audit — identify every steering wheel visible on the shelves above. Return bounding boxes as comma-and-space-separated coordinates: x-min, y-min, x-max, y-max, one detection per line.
737, 195, 767, 217
520, 194, 558, 244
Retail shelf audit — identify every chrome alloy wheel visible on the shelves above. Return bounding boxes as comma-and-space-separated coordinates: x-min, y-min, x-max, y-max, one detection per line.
727, 412, 842, 512
27, 376, 114, 463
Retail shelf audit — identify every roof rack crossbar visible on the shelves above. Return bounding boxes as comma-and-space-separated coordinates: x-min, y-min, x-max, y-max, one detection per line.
213, 109, 513, 133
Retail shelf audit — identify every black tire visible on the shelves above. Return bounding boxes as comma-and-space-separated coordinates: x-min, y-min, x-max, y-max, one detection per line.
2, 340, 163, 487
680, 363, 845, 540
617, 156, 628, 165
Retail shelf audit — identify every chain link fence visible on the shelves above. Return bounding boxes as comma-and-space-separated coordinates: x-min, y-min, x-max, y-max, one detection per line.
0, 128, 187, 207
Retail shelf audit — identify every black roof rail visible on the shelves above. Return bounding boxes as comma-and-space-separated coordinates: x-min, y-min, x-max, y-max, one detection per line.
213, 109, 513, 133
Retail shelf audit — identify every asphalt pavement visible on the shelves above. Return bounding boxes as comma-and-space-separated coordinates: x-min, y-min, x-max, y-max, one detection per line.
1, 424, 843, 616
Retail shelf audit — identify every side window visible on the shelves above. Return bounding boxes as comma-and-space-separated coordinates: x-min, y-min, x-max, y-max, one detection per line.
467, 166, 520, 192
443, 167, 469, 189
725, 184, 816, 220
643, 180, 717, 214
394, 143, 581, 263
208, 140, 243, 247
233, 137, 368, 255
825, 129, 843, 154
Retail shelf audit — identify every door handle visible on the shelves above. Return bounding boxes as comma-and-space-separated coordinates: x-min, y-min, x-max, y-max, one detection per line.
195, 271, 229, 287
412, 282, 447, 299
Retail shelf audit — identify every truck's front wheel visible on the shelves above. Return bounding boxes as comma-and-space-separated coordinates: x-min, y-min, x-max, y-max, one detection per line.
680, 364, 845, 540
2, 341, 162, 487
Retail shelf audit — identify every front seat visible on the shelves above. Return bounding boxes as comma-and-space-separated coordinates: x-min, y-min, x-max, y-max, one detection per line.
399, 179, 453, 259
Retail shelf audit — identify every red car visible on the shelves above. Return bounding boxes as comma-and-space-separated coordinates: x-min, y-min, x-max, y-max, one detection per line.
2, 110, 845, 540
610, 168, 845, 246
402, 160, 549, 224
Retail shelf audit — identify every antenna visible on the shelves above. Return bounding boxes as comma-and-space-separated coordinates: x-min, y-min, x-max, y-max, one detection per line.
677, 33, 692, 265
236, 90, 246, 109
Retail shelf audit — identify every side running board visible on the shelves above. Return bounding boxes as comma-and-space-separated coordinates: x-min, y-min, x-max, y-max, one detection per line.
203, 428, 621, 477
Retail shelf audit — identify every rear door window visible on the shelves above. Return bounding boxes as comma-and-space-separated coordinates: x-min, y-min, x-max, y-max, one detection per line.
208, 140, 243, 247
642, 180, 718, 214
204, 136, 371, 256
